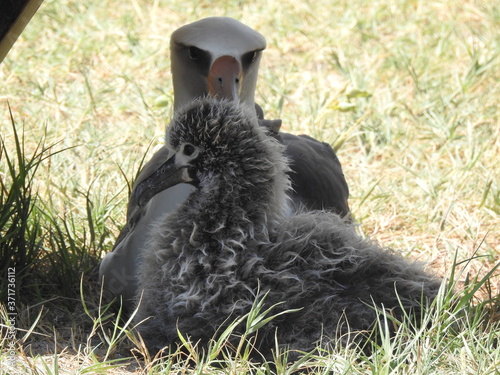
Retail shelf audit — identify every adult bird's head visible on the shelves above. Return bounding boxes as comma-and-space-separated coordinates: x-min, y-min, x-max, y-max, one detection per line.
133, 98, 290, 212
170, 17, 266, 110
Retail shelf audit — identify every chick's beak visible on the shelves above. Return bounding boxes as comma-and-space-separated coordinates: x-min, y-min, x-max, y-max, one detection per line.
133, 155, 195, 208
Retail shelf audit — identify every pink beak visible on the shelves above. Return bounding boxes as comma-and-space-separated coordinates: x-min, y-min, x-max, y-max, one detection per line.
207, 55, 242, 101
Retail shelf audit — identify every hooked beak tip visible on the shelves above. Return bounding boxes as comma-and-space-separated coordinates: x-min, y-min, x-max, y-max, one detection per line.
132, 159, 195, 208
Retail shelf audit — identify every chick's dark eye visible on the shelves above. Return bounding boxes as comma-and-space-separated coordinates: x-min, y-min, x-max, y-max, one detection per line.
188, 46, 202, 60
183, 144, 196, 156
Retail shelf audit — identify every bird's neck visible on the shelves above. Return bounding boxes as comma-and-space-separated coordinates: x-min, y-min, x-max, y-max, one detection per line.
169, 174, 286, 254
193, 179, 269, 237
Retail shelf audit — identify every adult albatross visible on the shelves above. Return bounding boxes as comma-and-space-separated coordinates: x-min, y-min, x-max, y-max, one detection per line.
134, 98, 441, 358
99, 17, 350, 313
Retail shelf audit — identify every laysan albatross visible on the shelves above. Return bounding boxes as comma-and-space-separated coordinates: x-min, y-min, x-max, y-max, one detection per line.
99, 17, 350, 313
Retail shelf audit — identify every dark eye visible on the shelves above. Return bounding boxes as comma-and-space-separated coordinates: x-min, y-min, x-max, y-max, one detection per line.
183, 144, 196, 156
188, 46, 203, 60
242, 50, 259, 67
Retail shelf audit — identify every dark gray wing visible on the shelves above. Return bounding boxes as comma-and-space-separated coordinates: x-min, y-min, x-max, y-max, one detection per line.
112, 145, 172, 250
279, 132, 350, 217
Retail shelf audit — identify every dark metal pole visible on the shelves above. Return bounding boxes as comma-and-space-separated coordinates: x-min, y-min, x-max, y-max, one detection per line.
0, 0, 44, 63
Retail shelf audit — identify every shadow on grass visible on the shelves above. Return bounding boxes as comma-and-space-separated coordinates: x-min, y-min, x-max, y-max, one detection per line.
1, 103, 105, 309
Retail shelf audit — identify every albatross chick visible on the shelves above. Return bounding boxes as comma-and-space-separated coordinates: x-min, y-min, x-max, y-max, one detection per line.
134, 98, 441, 359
